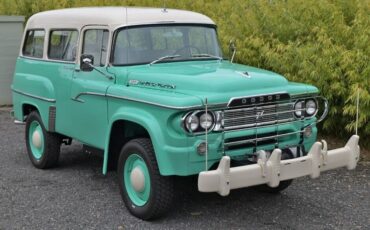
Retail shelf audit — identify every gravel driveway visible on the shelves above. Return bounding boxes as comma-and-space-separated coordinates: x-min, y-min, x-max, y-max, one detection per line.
0, 109, 369, 229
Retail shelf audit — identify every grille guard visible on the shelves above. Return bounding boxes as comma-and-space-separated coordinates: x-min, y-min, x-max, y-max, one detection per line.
198, 135, 360, 196
222, 96, 328, 131
221, 96, 328, 153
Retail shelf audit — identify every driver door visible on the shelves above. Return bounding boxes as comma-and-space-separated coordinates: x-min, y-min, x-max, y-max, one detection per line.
69, 25, 113, 149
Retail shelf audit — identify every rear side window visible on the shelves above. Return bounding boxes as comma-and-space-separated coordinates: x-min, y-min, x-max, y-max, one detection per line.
48, 30, 78, 62
23, 30, 45, 58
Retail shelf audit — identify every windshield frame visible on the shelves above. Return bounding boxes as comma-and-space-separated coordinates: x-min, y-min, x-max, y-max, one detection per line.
110, 23, 223, 67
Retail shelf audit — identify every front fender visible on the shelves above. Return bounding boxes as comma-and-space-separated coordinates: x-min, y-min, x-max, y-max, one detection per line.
103, 107, 167, 175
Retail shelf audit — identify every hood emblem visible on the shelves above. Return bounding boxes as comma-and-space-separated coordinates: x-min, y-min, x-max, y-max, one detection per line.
235, 71, 251, 78
129, 79, 176, 89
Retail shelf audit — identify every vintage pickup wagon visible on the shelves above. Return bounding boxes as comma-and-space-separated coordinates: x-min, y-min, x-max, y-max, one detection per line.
12, 7, 360, 220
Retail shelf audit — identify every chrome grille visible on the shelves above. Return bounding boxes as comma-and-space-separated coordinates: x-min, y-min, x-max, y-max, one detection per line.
223, 103, 295, 130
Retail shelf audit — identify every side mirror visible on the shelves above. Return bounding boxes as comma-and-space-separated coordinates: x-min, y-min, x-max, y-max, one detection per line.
80, 54, 94, 72
229, 40, 236, 63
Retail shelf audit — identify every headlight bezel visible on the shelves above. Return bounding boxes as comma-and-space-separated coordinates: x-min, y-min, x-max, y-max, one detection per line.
182, 110, 219, 134
305, 99, 317, 116
294, 100, 304, 117
199, 112, 214, 130
294, 98, 318, 118
184, 113, 200, 132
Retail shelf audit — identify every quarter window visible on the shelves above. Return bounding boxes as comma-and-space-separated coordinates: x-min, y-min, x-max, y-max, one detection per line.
48, 30, 78, 61
82, 29, 109, 66
23, 30, 45, 58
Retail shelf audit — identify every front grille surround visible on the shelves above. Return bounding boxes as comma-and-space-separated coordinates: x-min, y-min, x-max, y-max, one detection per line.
223, 102, 300, 131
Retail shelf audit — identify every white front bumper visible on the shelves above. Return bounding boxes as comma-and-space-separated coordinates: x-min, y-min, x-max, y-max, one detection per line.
198, 135, 360, 196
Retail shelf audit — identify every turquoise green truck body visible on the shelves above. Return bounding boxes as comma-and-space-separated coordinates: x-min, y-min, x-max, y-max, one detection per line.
12, 57, 318, 176
12, 7, 321, 177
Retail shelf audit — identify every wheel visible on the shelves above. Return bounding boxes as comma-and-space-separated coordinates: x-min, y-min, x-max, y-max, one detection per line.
255, 149, 294, 193
117, 138, 175, 220
25, 111, 61, 169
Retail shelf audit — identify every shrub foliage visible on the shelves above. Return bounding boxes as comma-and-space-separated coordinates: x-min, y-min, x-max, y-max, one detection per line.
0, 0, 369, 139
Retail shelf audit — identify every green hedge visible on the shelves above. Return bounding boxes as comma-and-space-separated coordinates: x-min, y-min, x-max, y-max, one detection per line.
1, 0, 369, 139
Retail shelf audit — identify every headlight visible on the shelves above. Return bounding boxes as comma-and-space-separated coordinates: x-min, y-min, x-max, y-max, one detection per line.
294, 101, 303, 117
294, 99, 318, 117
199, 112, 214, 130
183, 110, 219, 133
305, 99, 317, 116
185, 114, 199, 132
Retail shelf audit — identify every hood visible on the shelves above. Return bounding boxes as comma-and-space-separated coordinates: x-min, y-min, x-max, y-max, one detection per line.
113, 60, 317, 106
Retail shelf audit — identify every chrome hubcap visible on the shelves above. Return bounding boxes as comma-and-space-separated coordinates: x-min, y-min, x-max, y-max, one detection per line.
130, 166, 145, 192
32, 130, 42, 149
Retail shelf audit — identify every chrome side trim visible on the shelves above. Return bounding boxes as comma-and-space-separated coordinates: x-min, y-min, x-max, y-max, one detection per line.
106, 94, 205, 110
72, 91, 225, 110
14, 120, 25, 125
72, 92, 107, 103
70, 92, 327, 114
12, 88, 56, 103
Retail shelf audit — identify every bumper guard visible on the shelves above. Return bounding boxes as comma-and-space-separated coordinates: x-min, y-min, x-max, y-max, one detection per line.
198, 135, 360, 196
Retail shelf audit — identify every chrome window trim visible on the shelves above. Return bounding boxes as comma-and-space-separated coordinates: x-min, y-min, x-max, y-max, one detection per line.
19, 56, 77, 65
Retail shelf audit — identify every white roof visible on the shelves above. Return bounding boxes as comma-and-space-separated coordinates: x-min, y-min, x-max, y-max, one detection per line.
26, 7, 215, 30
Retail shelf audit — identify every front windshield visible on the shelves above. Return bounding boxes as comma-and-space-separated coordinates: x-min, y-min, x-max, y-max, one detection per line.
112, 25, 222, 65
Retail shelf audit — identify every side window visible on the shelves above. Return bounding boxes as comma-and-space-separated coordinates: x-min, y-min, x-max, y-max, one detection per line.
23, 30, 45, 58
82, 29, 109, 66
48, 30, 78, 61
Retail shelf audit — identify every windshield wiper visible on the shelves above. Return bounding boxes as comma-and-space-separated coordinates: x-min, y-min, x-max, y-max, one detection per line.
191, 54, 223, 61
149, 55, 181, 65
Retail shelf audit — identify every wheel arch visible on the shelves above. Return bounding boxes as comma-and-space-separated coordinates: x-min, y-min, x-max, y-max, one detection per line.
20, 102, 52, 131
22, 103, 39, 119
103, 109, 166, 175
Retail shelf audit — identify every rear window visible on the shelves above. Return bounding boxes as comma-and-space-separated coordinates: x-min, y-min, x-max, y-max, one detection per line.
48, 30, 78, 62
23, 30, 45, 58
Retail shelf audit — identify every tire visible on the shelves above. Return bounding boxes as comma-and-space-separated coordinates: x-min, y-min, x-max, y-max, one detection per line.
255, 149, 294, 193
117, 138, 175, 220
25, 111, 61, 169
